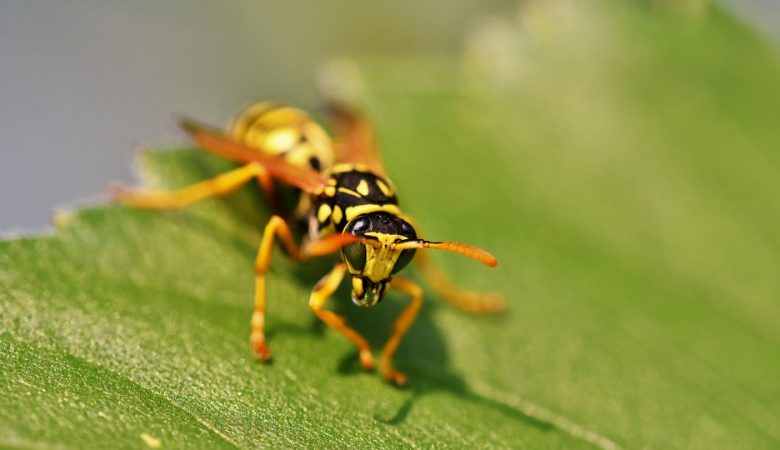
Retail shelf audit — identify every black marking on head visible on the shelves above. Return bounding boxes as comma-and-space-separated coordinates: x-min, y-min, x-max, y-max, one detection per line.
309, 157, 321, 171
344, 212, 417, 239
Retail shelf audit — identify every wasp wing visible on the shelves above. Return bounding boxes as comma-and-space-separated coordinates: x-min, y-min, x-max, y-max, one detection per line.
179, 117, 328, 194
326, 102, 387, 177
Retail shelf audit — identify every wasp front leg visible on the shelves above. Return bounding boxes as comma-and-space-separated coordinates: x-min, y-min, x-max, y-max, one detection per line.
380, 276, 423, 386
253, 219, 358, 361
114, 162, 276, 210
251, 215, 304, 360
309, 263, 374, 371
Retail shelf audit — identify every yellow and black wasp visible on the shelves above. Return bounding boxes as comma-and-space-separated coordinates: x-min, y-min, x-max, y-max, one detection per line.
115, 102, 504, 385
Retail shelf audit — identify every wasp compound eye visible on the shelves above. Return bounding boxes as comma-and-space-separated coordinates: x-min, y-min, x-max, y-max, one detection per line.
343, 242, 367, 271
392, 248, 415, 274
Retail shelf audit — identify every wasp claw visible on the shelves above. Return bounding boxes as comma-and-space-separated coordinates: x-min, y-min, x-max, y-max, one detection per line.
252, 338, 272, 362
384, 370, 407, 386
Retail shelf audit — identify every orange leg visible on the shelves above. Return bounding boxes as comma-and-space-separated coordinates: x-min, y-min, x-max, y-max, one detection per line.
114, 162, 275, 210
309, 263, 374, 371
401, 215, 504, 313
380, 276, 423, 386
252, 215, 303, 360
415, 250, 505, 313
252, 217, 356, 360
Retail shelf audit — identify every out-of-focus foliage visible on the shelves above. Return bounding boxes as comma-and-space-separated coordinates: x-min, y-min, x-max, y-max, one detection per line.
2, 1, 779, 448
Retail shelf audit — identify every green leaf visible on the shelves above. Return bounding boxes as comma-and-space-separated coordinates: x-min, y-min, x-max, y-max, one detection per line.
2, 3, 779, 448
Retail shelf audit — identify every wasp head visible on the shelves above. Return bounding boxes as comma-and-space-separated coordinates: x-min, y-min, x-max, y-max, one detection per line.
341, 212, 417, 307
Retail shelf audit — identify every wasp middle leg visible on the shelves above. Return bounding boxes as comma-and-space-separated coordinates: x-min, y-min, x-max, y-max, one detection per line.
415, 250, 505, 313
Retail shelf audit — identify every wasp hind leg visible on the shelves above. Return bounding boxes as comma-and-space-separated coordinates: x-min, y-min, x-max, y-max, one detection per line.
309, 263, 374, 372
114, 162, 276, 210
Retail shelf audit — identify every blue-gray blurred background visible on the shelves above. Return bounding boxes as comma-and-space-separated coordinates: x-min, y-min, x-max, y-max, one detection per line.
0, 0, 777, 230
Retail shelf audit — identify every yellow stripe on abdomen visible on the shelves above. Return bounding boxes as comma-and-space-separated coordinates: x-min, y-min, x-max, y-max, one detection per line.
227, 102, 335, 172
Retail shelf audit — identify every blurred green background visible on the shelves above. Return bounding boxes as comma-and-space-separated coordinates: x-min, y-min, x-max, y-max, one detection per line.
2, 1, 780, 449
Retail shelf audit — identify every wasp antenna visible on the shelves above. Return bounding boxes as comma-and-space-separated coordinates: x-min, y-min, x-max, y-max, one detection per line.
394, 240, 498, 267
358, 237, 383, 249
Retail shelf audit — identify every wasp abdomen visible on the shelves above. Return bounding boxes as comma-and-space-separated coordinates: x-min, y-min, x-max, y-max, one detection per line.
227, 102, 335, 172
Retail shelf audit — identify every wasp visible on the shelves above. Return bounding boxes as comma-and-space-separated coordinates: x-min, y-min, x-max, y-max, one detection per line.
115, 102, 504, 385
